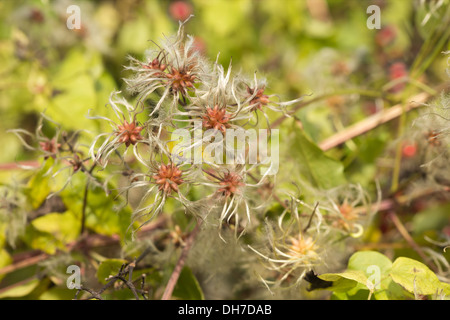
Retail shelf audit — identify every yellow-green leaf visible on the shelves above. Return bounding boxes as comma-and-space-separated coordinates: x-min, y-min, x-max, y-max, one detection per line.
390, 257, 444, 296
173, 266, 204, 300
96, 259, 128, 284
31, 211, 80, 245
0, 279, 40, 299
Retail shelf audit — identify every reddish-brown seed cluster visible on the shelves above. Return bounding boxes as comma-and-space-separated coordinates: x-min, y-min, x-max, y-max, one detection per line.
331, 61, 350, 77
332, 201, 360, 231
143, 58, 167, 72
166, 66, 196, 95
426, 130, 441, 147
247, 86, 270, 111
29, 8, 45, 23
39, 138, 61, 158
202, 105, 231, 133
153, 163, 184, 194
338, 201, 357, 221
218, 171, 245, 197
115, 120, 144, 147
68, 154, 83, 172
326, 95, 346, 110
39, 138, 61, 154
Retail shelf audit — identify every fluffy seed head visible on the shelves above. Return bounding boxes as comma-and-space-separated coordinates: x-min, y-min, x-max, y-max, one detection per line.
288, 234, 317, 258
115, 120, 144, 147
166, 66, 196, 96
152, 163, 184, 194
247, 86, 270, 111
143, 57, 167, 72
217, 171, 245, 197
39, 138, 61, 157
202, 105, 231, 133
426, 130, 441, 147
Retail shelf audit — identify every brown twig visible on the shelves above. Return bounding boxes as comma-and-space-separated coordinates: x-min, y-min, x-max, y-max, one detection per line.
0, 253, 48, 276
76, 285, 104, 300
77, 247, 155, 300
318, 92, 430, 151
0, 160, 40, 170
303, 202, 319, 233
272, 193, 288, 209
161, 218, 203, 300
80, 163, 97, 235
389, 211, 439, 273
318, 83, 449, 151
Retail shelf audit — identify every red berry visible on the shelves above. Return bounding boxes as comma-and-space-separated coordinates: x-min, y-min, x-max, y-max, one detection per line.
375, 25, 396, 47
169, 1, 192, 21
389, 62, 408, 93
402, 142, 417, 158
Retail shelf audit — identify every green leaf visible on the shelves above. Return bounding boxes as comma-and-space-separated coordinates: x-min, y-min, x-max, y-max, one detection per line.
24, 158, 53, 209
0, 279, 40, 299
390, 257, 447, 296
318, 270, 367, 292
38, 286, 77, 300
330, 287, 371, 300
31, 211, 80, 245
318, 251, 407, 299
412, 203, 450, 235
286, 122, 346, 189
0, 249, 12, 283
348, 250, 392, 273
96, 259, 128, 284
60, 173, 132, 240
199, 0, 250, 37
22, 225, 62, 255
117, 16, 154, 54
173, 266, 204, 300
45, 48, 105, 132
346, 251, 405, 300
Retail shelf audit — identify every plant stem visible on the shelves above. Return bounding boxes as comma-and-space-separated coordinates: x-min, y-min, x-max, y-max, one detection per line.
80, 163, 97, 235
161, 218, 203, 300
318, 91, 431, 151
390, 93, 408, 193
389, 212, 439, 273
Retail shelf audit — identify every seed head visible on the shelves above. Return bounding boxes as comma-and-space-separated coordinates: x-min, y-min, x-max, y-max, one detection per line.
247, 86, 270, 111
217, 171, 245, 197
143, 57, 167, 73
115, 120, 144, 147
202, 105, 231, 133
166, 66, 196, 96
338, 201, 358, 221
288, 234, 317, 258
426, 130, 441, 147
39, 138, 61, 158
68, 154, 83, 172
152, 163, 184, 194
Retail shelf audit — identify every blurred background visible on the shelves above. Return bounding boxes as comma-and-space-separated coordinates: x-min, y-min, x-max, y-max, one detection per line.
2, 0, 447, 166
0, 0, 449, 300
